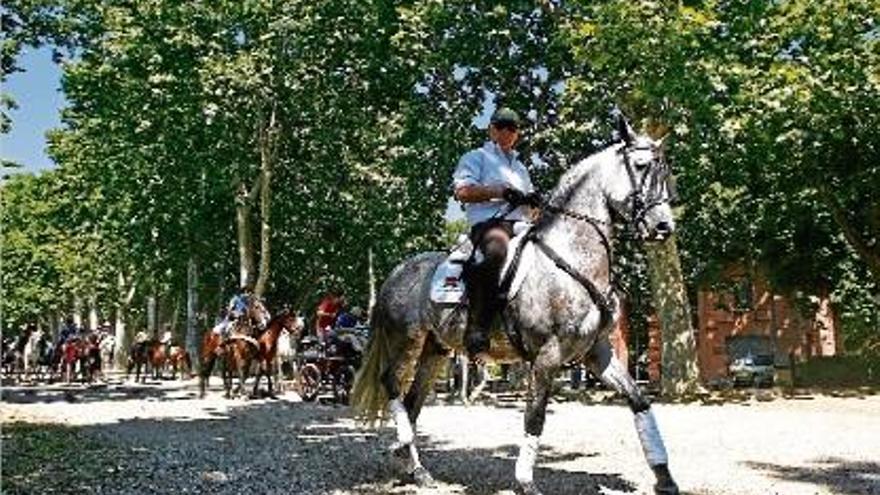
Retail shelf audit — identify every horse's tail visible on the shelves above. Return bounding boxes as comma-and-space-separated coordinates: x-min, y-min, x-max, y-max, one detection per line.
351, 305, 393, 427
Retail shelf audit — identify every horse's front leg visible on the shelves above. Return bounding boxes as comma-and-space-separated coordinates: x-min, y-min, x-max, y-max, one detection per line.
252, 360, 263, 397
516, 337, 564, 495
266, 359, 275, 397
587, 339, 679, 495
237, 358, 248, 398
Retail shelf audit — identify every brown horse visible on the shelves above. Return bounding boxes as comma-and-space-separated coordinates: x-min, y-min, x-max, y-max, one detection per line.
199, 331, 260, 398
199, 300, 274, 398
166, 345, 192, 379
127, 337, 170, 381
252, 311, 305, 397
127, 338, 151, 383
146, 341, 169, 379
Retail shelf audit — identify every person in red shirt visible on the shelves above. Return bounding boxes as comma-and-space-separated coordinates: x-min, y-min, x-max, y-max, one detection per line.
315, 289, 343, 341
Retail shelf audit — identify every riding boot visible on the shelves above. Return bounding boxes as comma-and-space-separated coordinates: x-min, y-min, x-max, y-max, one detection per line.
464, 262, 500, 358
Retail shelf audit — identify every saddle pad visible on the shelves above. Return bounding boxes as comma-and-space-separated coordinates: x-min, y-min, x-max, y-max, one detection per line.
429, 223, 535, 304
429, 235, 470, 304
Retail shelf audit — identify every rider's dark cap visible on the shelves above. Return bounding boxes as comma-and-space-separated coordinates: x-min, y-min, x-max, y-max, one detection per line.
490, 107, 521, 128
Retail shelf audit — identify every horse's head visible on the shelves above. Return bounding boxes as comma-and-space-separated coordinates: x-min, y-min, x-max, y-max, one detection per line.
604, 116, 677, 241
249, 299, 271, 328
278, 309, 306, 338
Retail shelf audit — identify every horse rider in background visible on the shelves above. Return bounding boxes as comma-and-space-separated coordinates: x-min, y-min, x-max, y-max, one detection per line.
211, 284, 265, 341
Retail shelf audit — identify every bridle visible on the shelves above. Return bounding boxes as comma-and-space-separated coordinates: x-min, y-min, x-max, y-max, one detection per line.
497, 141, 674, 355
542, 141, 673, 234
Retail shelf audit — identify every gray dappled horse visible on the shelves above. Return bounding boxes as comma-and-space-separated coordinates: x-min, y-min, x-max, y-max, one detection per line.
352, 118, 680, 495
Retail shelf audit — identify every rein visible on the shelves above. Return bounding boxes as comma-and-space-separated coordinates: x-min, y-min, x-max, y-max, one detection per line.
499, 143, 668, 344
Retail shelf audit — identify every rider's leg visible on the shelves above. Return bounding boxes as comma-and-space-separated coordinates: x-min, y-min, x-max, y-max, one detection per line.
587, 339, 679, 495
516, 335, 564, 495
464, 224, 511, 356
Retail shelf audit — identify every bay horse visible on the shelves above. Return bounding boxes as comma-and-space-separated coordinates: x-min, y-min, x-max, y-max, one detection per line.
199, 300, 272, 398
352, 117, 680, 495
166, 345, 192, 379
127, 335, 152, 383
252, 311, 305, 397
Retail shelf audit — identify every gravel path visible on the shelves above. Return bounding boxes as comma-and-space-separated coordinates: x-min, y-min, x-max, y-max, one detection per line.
2, 378, 879, 494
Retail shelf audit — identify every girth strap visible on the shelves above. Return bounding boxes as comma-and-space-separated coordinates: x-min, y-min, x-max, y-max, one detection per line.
532, 237, 614, 331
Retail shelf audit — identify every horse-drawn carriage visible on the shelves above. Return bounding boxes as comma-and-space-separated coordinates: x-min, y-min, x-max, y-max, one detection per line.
295, 326, 367, 404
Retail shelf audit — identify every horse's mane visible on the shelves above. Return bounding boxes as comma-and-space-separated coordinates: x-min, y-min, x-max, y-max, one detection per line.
549, 143, 623, 206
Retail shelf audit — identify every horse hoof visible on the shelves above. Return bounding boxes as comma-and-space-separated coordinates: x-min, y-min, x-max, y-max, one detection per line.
412, 466, 435, 487
654, 480, 679, 495
518, 481, 543, 495
389, 443, 409, 460
652, 464, 679, 495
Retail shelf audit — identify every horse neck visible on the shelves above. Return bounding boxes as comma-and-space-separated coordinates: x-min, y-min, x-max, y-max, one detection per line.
541, 150, 615, 280
264, 317, 285, 341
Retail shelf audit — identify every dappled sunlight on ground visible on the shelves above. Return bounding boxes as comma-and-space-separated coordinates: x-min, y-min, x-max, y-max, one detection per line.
2, 378, 879, 494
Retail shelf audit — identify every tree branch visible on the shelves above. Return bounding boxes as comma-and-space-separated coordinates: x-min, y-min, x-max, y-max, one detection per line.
819, 185, 880, 284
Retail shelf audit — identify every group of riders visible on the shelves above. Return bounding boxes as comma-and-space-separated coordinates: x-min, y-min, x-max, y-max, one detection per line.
210, 284, 366, 350
1, 317, 111, 382
5, 105, 526, 382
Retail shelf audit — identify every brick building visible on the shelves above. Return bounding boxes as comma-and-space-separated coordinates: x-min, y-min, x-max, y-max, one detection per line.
611, 267, 840, 383
694, 269, 840, 382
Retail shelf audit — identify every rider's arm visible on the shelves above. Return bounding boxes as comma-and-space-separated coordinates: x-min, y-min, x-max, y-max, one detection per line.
454, 184, 506, 203
453, 150, 506, 204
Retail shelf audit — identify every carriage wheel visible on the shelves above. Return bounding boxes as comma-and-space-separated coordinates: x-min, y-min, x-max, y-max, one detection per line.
333, 365, 356, 405
298, 363, 321, 402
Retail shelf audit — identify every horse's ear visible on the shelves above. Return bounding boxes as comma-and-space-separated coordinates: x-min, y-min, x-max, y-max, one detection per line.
656, 133, 668, 148
615, 112, 634, 145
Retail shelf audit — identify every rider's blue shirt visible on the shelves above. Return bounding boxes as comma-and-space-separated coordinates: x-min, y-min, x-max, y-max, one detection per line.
335, 312, 357, 329
229, 294, 249, 316
453, 141, 534, 227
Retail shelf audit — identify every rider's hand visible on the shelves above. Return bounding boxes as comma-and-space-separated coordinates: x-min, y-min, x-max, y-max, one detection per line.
502, 187, 526, 206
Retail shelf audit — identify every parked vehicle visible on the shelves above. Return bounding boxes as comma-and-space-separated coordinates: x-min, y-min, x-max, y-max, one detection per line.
729, 353, 775, 387
727, 335, 776, 387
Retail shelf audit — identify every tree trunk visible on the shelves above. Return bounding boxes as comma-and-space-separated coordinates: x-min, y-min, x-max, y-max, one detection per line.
88, 296, 98, 331
147, 294, 157, 337
73, 296, 83, 328
368, 247, 377, 320
644, 236, 701, 396
186, 257, 200, 373
236, 179, 259, 290
114, 272, 137, 370
254, 107, 278, 299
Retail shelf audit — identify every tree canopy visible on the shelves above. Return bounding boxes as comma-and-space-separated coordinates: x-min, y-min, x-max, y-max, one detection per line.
2, 0, 877, 359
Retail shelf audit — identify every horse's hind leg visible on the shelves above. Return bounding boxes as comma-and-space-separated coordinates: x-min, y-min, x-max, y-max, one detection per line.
515, 336, 564, 495
587, 339, 679, 495
397, 335, 448, 485
403, 335, 447, 425
381, 329, 434, 485
199, 354, 215, 398
252, 360, 263, 397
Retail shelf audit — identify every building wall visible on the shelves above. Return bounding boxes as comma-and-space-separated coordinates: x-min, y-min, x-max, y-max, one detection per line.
695, 269, 839, 382
621, 268, 840, 384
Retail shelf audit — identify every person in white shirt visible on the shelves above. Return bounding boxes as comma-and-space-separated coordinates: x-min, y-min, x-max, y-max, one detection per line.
452, 107, 540, 357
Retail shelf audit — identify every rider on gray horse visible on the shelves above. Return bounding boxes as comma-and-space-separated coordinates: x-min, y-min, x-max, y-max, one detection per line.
453, 107, 541, 358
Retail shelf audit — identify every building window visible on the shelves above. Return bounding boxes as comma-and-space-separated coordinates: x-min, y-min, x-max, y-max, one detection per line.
733, 277, 753, 311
